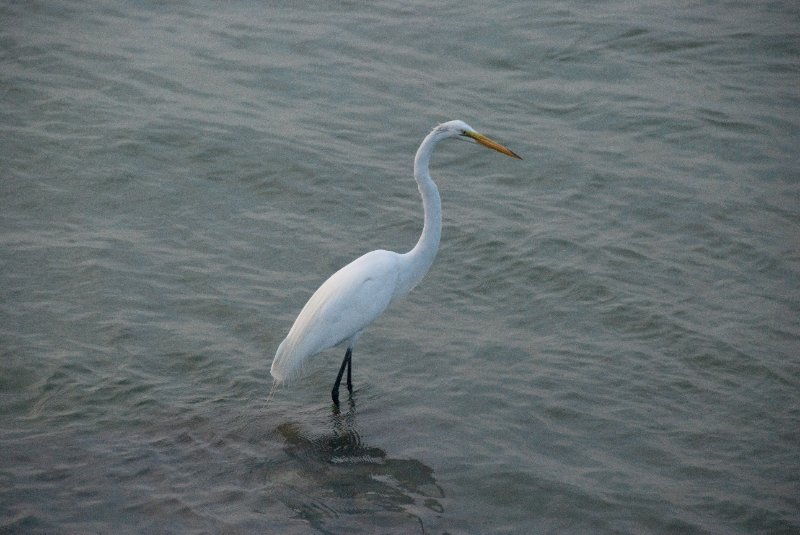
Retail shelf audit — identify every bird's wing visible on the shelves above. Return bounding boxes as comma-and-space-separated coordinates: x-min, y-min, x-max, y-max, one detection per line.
271, 250, 401, 381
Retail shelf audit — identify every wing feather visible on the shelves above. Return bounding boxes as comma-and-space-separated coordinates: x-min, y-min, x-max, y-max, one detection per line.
271, 250, 401, 382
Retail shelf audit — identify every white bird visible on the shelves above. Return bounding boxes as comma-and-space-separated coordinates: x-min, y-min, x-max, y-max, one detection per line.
271, 120, 521, 404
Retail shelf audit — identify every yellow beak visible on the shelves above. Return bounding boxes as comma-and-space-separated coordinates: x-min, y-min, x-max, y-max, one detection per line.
464, 130, 522, 160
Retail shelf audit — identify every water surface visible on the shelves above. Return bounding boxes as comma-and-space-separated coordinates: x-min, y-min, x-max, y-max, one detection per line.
2, 1, 799, 533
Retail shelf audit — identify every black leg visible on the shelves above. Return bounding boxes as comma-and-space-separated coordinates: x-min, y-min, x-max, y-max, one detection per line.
346, 349, 353, 392
331, 347, 352, 405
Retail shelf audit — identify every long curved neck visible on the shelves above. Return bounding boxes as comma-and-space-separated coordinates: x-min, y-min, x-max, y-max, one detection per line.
397, 131, 443, 296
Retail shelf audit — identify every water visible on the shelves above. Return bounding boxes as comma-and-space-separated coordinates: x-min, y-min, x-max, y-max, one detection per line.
2, 1, 799, 533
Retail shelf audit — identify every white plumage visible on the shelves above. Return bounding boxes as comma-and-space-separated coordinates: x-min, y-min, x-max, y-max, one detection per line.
270, 120, 520, 403
271, 249, 402, 382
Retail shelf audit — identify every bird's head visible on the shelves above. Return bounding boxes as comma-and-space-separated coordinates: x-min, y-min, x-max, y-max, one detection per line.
434, 120, 522, 159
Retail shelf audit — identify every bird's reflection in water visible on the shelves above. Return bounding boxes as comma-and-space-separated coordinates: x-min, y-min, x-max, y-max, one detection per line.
276, 397, 445, 534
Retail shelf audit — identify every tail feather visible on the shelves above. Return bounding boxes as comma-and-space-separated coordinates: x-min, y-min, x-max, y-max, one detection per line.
270, 338, 297, 384
271, 331, 325, 383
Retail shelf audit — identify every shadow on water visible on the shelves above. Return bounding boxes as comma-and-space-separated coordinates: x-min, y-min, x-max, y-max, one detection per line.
275, 397, 445, 534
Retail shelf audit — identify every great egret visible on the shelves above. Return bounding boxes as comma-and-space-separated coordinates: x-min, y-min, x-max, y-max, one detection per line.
271, 120, 521, 404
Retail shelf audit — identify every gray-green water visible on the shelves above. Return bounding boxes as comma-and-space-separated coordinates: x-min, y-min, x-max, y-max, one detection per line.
2, 1, 799, 533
